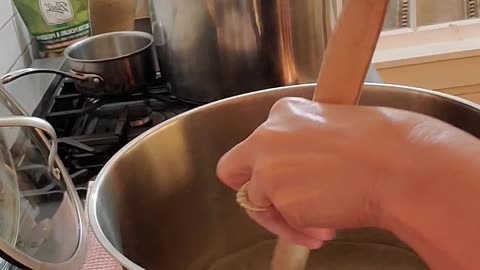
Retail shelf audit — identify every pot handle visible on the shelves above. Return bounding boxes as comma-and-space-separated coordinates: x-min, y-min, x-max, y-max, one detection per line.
0, 116, 60, 180
1, 68, 103, 85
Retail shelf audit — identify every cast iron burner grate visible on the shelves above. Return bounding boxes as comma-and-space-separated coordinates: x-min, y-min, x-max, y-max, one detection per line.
35, 76, 198, 190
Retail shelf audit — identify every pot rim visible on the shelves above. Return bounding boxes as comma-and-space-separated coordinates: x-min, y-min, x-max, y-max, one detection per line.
64, 31, 154, 64
87, 82, 480, 270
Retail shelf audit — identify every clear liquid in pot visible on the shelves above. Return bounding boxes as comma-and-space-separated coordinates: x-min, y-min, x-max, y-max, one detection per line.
206, 239, 428, 270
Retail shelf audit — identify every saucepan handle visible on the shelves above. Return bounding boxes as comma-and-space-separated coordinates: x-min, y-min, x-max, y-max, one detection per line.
0, 116, 60, 180
1, 68, 103, 85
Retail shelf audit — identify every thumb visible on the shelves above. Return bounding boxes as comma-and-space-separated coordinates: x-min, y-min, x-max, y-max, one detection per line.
217, 140, 254, 190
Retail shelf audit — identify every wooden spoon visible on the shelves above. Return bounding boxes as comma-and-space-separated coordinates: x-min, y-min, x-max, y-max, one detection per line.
271, 0, 389, 269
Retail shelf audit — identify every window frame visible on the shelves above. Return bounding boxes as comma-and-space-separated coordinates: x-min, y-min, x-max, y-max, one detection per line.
373, 0, 480, 68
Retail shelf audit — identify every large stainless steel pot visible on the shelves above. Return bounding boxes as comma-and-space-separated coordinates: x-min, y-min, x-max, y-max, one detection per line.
2, 31, 156, 97
149, 0, 340, 103
89, 83, 480, 269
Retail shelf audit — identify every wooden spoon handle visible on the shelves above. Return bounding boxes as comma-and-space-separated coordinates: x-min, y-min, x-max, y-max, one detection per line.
272, 1, 389, 270
313, 0, 389, 104
272, 238, 310, 270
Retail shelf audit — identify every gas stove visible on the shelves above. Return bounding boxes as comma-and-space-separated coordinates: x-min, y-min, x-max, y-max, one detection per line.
33, 75, 198, 195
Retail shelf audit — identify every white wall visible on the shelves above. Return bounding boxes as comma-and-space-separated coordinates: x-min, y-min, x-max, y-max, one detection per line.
0, 1, 34, 76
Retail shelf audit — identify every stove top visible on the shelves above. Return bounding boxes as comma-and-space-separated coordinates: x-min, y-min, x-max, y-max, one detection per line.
34, 75, 198, 191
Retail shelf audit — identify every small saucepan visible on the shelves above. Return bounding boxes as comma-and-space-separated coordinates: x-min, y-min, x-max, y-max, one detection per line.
1, 31, 157, 97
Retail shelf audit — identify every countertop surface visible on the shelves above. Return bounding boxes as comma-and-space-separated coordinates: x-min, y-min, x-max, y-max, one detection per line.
3, 58, 382, 115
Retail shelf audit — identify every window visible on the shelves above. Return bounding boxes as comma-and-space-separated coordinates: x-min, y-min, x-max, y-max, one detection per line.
382, 0, 478, 29
365, 0, 480, 102
362, 0, 480, 68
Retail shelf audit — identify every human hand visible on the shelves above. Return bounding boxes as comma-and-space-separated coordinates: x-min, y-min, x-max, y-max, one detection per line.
217, 97, 478, 249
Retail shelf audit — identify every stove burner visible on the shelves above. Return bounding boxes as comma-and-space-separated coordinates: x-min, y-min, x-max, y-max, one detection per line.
38, 77, 198, 187
127, 106, 153, 127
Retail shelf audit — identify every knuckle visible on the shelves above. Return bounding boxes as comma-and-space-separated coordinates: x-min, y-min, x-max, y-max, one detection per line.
270, 97, 309, 115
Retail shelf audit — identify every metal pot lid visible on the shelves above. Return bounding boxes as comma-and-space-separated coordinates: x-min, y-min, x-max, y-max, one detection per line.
0, 84, 87, 269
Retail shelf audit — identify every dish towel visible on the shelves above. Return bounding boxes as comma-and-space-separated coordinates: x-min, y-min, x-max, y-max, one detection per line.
81, 182, 122, 270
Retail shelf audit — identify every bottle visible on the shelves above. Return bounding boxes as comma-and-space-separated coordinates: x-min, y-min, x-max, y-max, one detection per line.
89, 0, 137, 35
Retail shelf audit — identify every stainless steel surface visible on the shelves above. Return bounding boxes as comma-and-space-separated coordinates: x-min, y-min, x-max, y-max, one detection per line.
0, 116, 61, 180
0, 84, 88, 270
65, 31, 156, 97
1, 68, 103, 88
150, 0, 338, 102
3, 31, 157, 97
87, 83, 480, 270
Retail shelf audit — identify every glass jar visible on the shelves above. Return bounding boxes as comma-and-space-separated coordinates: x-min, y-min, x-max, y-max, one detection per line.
89, 0, 137, 35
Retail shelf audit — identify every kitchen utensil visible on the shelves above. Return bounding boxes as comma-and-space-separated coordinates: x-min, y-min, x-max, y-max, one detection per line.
149, 0, 340, 103
271, 238, 310, 270
89, 0, 138, 35
87, 80, 480, 269
1, 31, 156, 97
314, 0, 389, 103
0, 83, 88, 269
270, 0, 390, 268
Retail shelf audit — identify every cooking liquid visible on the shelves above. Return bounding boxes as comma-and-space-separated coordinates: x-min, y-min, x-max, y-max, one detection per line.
89, 0, 137, 35
205, 239, 427, 270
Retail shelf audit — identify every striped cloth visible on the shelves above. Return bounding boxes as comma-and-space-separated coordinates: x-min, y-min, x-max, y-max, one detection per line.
80, 224, 122, 270
81, 182, 122, 270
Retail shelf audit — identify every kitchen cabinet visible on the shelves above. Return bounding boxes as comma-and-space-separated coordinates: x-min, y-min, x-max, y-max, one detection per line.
377, 55, 480, 104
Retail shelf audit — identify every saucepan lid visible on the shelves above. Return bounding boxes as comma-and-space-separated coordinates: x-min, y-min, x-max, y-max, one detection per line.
0, 84, 87, 269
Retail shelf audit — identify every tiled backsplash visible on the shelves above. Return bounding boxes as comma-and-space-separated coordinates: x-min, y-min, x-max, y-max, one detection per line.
0, 0, 34, 77
0, 2, 65, 115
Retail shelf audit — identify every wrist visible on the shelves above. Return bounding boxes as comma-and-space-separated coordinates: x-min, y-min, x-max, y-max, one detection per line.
375, 139, 480, 233
376, 145, 480, 270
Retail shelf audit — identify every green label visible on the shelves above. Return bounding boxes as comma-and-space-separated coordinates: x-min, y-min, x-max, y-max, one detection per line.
13, 0, 91, 55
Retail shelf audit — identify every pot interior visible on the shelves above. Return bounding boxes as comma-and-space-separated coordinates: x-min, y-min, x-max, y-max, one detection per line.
90, 83, 480, 269
66, 31, 153, 61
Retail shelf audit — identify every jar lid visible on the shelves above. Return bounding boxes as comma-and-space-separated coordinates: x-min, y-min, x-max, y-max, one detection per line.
0, 84, 87, 269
